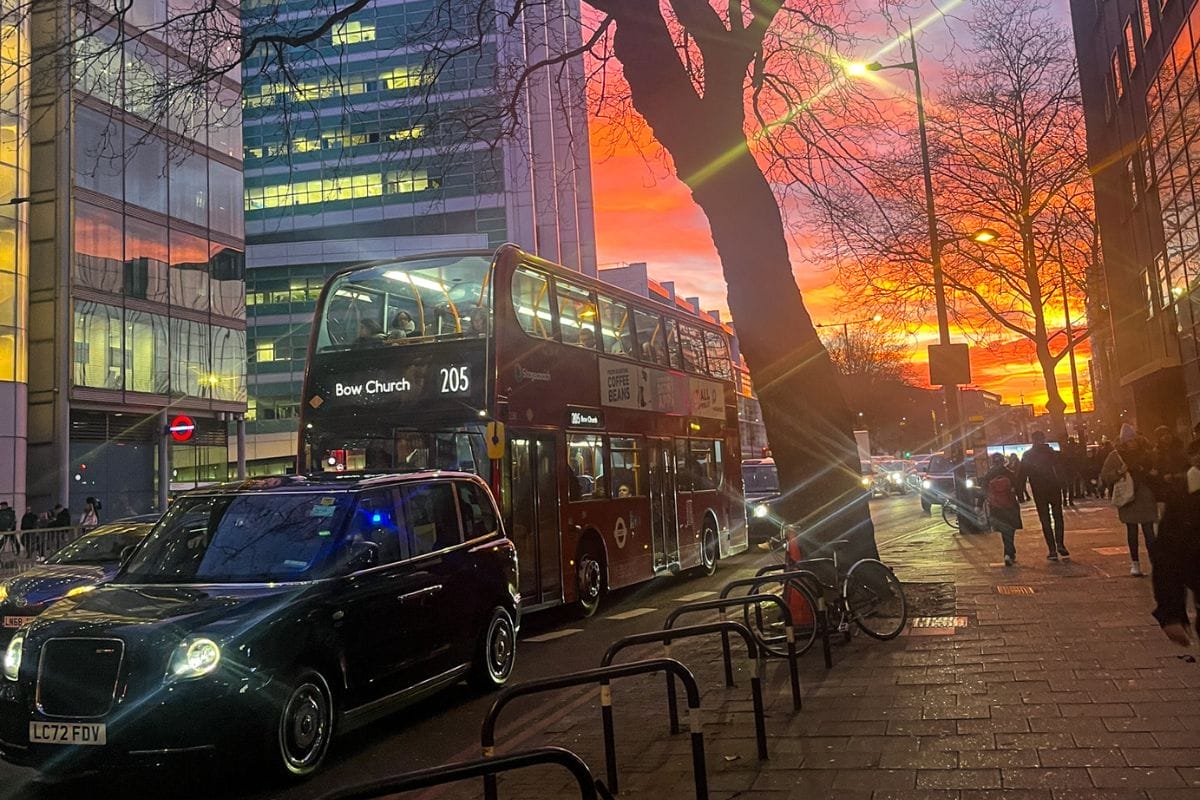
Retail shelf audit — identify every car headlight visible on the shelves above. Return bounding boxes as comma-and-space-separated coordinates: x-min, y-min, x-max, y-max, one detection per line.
964, 478, 976, 489
167, 637, 221, 681
861, 476, 871, 487
753, 504, 770, 518
922, 479, 932, 490
0, 584, 7, 604
3, 632, 22, 681
890, 472, 903, 483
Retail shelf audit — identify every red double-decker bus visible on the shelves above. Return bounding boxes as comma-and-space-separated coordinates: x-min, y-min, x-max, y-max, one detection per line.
298, 244, 746, 614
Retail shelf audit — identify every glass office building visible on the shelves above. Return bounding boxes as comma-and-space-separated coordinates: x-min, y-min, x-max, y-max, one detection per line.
240, 0, 596, 472
1071, 0, 1200, 430
24, 0, 245, 517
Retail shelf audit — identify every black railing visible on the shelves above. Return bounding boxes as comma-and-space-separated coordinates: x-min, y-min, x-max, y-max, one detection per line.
665, 595, 803, 716
317, 746, 604, 800
601, 621, 769, 790
721, 572, 834, 669
480, 659, 708, 800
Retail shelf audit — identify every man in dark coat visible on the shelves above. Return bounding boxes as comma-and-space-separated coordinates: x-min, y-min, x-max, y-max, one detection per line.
985, 453, 1023, 566
1152, 438, 1200, 647
1020, 431, 1069, 561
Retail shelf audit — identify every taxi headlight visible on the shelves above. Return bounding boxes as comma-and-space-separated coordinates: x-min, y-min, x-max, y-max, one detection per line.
753, 504, 770, 518
890, 472, 903, 483
0, 584, 7, 604
922, 479, 932, 490
860, 476, 871, 487
167, 637, 221, 681
3, 632, 22, 681
964, 478, 976, 489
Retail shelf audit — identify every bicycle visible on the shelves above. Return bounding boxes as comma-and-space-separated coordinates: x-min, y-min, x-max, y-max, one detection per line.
942, 484, 990, 532
742, 538, 908, 657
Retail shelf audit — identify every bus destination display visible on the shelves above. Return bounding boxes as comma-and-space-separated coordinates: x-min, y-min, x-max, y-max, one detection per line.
308, 346, 485, 413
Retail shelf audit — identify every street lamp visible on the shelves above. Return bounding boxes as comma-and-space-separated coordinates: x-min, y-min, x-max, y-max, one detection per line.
815, 314, 883, 348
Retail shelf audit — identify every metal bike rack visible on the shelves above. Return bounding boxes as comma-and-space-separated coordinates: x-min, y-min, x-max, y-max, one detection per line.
480, 658, 708, 800
723, 571, 834, 670
665, 595, 803, 719
601, 621, 769, 789
317, 746, 604, 800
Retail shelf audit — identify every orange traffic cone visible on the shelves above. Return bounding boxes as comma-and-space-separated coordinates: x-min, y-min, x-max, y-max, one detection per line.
782, 524, 814, 626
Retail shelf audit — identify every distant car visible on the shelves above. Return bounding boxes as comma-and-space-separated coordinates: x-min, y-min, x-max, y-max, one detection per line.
0, 519, 155, 648
0, 473, 519, 778
919, 454, 961, 513
742, 458, 782, 544
872, 460, 912, 496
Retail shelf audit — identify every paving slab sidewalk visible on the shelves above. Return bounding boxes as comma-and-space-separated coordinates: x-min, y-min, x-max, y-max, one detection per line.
430, 501, 1200, 800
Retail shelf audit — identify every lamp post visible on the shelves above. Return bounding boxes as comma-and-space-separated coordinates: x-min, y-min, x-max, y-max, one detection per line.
815, 314, 883, 350
849, 29, 1001, 508
1056, 238, 1084, 423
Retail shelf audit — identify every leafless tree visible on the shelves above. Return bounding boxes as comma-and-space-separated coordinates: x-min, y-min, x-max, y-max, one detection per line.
818, 0, 1095, 440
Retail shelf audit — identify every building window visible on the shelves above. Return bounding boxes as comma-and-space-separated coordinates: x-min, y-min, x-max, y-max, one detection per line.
1113, 49, 1125, 100
255, 341, 274, 362
1125, 18, 1138, 73
1140, 0, 1153, 40
380, 65, 431, 91
1128, 157, 1140, 207
331, 20, 375, 45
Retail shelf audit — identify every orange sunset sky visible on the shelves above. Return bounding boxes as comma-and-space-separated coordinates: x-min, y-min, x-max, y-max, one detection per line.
585, 0, 1092, 416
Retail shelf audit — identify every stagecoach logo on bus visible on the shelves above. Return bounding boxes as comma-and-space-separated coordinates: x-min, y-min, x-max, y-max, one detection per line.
514, 363, 551, 383
598, 357, 725, 420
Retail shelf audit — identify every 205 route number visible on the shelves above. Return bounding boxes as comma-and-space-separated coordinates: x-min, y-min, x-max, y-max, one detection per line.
439, 365, 470, 394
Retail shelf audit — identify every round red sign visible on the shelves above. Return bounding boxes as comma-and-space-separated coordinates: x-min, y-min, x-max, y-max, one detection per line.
169, 415, 196, 443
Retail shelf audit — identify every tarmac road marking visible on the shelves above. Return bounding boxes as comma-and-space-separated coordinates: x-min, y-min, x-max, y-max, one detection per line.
522, 628, 583, 643
674, 590, 717, 602
605, 607, 658, 621
1092, 546, 1128, 556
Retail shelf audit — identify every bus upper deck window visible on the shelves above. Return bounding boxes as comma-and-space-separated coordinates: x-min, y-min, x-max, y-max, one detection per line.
555, 280, 599, 350
703, 331, 734, 380
598, 295, 635, 357
663, 319, 684, 371
679, 325, 708, 374
512, 267, 554, 340
633, 308, 668, 366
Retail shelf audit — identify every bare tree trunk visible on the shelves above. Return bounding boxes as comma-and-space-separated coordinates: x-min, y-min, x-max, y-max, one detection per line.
609, 11, 878, 558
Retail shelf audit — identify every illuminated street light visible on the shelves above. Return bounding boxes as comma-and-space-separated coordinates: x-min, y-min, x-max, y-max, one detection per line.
845, 62, 872, 78
971, 228, 1000, 244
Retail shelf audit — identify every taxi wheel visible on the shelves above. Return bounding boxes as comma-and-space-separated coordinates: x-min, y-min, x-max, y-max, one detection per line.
469, 606, 517, 690
273, 669, 334, 779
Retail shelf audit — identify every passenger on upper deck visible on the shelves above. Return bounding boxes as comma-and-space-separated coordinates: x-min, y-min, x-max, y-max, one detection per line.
356, 318, 385, 347
388, 310, 416, 339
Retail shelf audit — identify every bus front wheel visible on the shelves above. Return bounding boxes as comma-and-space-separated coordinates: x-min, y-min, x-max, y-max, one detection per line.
576, 547, 604, 618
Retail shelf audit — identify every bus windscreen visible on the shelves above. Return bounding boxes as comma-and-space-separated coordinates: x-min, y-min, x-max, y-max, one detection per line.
317, 255, 493, 351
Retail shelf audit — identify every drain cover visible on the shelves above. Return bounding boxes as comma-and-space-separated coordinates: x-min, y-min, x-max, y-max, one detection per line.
995, 585, 1035, 596
908, 616, 969, 628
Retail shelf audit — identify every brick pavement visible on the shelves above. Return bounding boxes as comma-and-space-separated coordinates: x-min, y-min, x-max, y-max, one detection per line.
456, 500, 1200, 800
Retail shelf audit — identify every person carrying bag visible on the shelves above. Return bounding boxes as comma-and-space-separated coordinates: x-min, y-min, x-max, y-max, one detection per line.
1102, 425, 1159, 577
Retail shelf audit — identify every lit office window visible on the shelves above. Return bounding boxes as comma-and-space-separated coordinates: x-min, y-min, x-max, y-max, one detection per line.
331, 20, 375, 45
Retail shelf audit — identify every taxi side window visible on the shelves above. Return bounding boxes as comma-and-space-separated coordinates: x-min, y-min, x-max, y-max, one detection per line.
401, 482, 462, 556
457, 481, 499, 539
344, 490, 404, 565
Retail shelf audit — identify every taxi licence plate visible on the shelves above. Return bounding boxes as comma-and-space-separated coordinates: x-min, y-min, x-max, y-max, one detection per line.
29, 722, 107, 746
2, 616, 35, 628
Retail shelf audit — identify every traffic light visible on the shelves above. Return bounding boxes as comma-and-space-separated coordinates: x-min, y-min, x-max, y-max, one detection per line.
904, 451, 912, 458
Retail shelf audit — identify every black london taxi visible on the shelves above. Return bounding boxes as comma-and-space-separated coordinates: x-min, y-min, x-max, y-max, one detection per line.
0, 472, 519, 778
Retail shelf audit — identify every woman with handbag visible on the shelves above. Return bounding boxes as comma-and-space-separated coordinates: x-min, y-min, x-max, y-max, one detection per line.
1102, 425, 1159, 577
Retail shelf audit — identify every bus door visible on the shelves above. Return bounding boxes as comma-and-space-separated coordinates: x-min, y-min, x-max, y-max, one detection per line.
648, 438, 679, 570
674, 438, 697, 563
506, 433, 563, 606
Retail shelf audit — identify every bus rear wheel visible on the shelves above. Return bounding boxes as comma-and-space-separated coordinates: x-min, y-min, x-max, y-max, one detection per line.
697, 523, 719, 577
576, 548, 603, 618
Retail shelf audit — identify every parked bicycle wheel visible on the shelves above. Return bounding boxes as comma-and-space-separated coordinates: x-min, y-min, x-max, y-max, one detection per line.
741, 577, 820, 658
842, 559, 908, 640
941, 501, 960, 529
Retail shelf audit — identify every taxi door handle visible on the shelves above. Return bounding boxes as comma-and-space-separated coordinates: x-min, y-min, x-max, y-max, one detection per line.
399, 585, 443, 603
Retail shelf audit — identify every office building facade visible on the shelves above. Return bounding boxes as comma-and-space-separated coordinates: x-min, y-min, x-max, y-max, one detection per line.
240, 0, 597, 472
1070, 0, 1200, 431
23, 0, 245, 517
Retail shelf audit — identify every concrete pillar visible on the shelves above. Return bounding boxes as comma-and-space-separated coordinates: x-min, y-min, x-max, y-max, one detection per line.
236, 416, 246, 479
158, 410, 169, 512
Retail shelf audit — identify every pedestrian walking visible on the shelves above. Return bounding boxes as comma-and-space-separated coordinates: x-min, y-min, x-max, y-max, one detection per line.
19, 506, 36, 556
1101, 424, 1159, 577
1007, 453, 1029, 502
1019, 431, 1069, 561
1151, 437, 1200, 647
985, 453, 1023, 566
79, 500, 99, 532
0, 501, 16, 555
